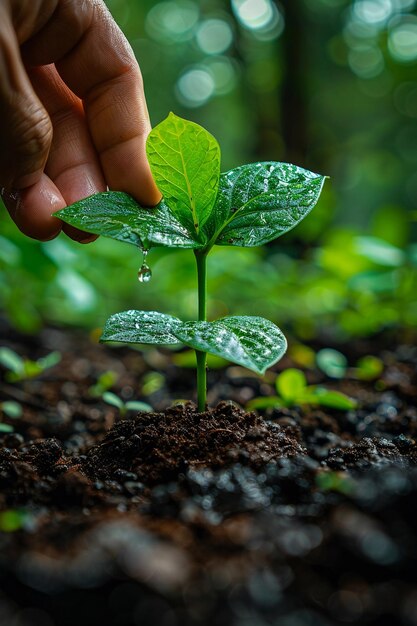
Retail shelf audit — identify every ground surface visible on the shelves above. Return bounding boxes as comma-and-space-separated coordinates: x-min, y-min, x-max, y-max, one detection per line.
0, 318, 417, 626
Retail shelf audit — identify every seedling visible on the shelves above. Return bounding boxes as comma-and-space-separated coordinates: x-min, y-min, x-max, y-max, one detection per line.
248, 368, 357, 411
315, 471, 356, 495
0, 347, 61, 383
316, 349, 384, 382
0, 509, 28, 532
0, 423, 14, 434
55, 113, 326, 412
102, 392, 152, 418
1, 401, 22, 419
89, 370, 119, 398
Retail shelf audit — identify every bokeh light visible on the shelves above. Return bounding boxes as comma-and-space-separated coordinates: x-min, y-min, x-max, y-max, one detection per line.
353, 0, 393, 26
145, 1, 199, 43
196, 19, 234, 55
205, 57, 238, 95
176, 67, 215, 107
231, 0, 275, 31
388, 15, 417, 61
348, 44, 384, 77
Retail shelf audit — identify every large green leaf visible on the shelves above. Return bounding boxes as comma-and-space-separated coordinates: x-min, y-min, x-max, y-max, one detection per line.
100, 311, 182, 345
54, 192, 202, 249
101, 312, 287, 375
147, 113, 220, 238
207, 162, 326, 247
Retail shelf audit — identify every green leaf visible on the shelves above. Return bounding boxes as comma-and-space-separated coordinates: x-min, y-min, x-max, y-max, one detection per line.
247, 396, 284, 410
101, 311, 182, 345
210, 162, 326, 247
37, 351, 61, 371
0, 348, 24, 376
125, 401, 153, 412
355, 236, 405, 267
89, 370, 119, 397
102, 392, 124, 409
22, 360, 43, 379
54, 192, 202, 249
354, 355, 383, 381
147, 113, 221, 237
101, 312, 287, 376
1, 401, 23, 419
0, 423, 14, 434
0, 509, 27, 532
316, 348, 347, 379
174, 316, 287, 375
310, 387, 357, 410
316, 471, 355, 495
276, 368, 307, 403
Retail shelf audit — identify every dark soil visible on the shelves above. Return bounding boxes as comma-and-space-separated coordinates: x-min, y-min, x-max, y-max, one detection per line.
1, 319, 417, 626
84, 402, 303, 483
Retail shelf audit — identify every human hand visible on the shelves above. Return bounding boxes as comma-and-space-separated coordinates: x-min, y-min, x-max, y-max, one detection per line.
0, 0, 161, 242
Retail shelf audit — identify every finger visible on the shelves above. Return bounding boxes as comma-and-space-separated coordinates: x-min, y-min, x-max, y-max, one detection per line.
29, 64, 105, 242
54, 1, 161, 206
1, 174, 63, 241
0, 7, 53, 190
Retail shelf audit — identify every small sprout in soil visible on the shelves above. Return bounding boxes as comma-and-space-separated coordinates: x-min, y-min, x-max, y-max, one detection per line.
0, 509, 28, 532
316, 349, 384, 382
89, 370, 119, 398
102, 391, 152, 418
315, 471, 356, 495
248, 368, 357, 411
316, 348, 348, 379
141, 372, 165, 396
354, 355, 384, 381
0, 347, 61, 383
0, 423, 14, 434
0, 401, 22, 419
288, 343, 316, 369
55, 113, 326, 412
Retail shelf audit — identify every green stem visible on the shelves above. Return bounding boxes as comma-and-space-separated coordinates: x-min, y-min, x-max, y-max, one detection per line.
194, 249, 208, 412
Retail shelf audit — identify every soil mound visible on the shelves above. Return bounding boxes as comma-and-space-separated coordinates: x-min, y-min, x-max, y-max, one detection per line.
83, 402, 304, 483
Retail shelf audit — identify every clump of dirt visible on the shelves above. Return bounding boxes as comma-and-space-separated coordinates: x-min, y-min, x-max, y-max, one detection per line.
326, 434, 417, 470
83, 401, 304, 484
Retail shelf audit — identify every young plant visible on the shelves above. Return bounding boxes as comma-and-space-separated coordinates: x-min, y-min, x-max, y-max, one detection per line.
102, 392, 152, 418
89, 370, 119, 398
0, 347, 61, 383
55, 114, 326, 412
248, 368, 357, 411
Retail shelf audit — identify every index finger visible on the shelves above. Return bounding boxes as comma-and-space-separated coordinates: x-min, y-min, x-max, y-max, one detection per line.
26, 0, 161, 207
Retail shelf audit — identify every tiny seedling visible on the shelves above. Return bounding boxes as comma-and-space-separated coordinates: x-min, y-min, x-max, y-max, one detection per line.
89, 370, 119, 398
0, 347, 61, 383
102, 391, 152, 418
1, 401, 22, 419
315, 471, 356, 495
316, 349, 383, 382
55, 113, 326, 411
0, 423, 14, 434
248, 368, 357, 411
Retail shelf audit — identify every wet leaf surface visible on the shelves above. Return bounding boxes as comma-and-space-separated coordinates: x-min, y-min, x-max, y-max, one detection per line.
101, 312, 287, 375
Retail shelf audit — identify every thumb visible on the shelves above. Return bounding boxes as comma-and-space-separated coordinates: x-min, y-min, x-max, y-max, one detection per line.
0, 9, 52, 191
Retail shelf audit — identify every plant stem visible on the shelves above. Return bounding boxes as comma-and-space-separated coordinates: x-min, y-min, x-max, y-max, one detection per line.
194, 250, 208, 412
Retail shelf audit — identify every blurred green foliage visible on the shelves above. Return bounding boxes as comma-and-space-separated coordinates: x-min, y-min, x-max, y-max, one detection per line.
1, 0, 416, 340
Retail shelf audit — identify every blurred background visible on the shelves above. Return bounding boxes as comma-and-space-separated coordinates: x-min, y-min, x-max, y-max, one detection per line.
1, 0, 416, 343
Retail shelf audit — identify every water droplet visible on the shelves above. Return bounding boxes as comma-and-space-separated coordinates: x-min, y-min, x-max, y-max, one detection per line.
138, 263, 152, 283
